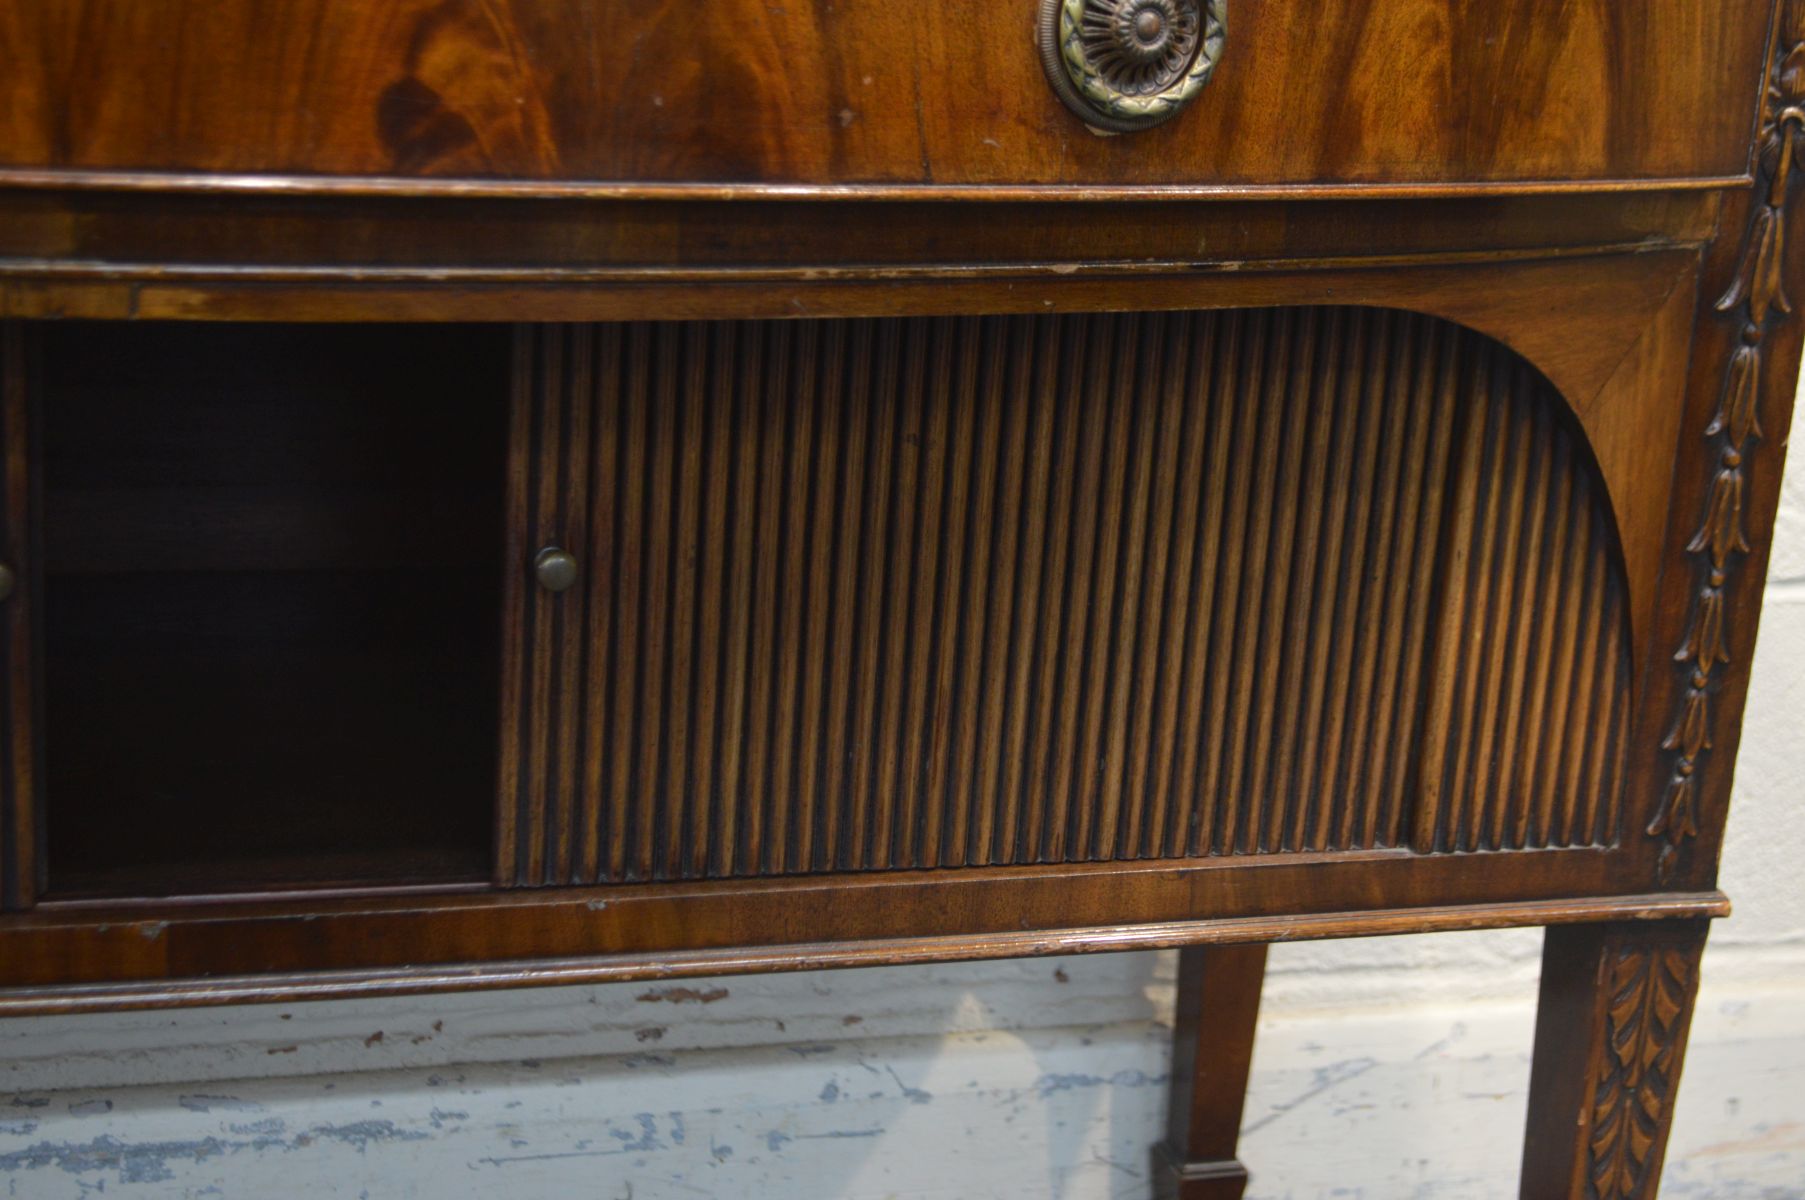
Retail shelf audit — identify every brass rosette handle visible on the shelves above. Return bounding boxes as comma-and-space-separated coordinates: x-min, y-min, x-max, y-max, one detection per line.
1037, 0, 1226, 133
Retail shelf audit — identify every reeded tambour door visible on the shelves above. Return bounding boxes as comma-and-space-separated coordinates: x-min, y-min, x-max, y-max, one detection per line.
498, 308, 1633, 887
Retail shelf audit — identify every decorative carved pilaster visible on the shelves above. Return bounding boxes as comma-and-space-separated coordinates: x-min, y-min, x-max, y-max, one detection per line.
1650, 17, 1805, 880
1585, 945, 1701, 1199
1523, 922, 1708, 1200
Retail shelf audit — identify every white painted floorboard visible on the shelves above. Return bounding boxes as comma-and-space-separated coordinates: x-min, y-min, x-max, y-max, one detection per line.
0, 952, 1799, 1198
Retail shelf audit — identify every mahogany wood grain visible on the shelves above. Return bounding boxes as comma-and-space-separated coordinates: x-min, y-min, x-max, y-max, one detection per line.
0, 190, 1723, 279
0, 888, 1727, 1017
1155, 944, 1267, 1200
0, 251, 1700, 439
0, 323, 35, 910
0, 1, 1769, 190
1521, 921, 1709, 1199
1577, 264, 1702, 661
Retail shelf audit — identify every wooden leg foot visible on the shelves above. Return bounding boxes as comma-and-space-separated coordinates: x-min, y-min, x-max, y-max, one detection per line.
1151, 1142, 1250, 1199
1521, 920, 1709, 1199
1152, 943, 1266, 1200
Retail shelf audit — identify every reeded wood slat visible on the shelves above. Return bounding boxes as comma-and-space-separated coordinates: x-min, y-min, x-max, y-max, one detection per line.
501, 308, 1633, 885
1414, 346, 1633, 853
0, 323, 36, 910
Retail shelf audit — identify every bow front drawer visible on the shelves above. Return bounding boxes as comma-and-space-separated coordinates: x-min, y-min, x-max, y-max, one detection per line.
0, 0, 1771, 192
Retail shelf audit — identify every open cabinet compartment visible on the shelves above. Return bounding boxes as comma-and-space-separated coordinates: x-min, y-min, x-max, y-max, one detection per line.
36, 322, 509, 898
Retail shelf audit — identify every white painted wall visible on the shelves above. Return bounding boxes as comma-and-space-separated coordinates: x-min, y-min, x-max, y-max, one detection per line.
1, 403, 1801, 1200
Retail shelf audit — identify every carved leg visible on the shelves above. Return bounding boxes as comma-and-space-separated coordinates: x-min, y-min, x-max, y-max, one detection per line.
1521, 921, 1709, 1199
1153, 943, 1268, 1200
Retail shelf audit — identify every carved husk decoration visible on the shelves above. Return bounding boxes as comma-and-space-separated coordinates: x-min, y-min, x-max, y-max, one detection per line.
1650, 64, 1805, 878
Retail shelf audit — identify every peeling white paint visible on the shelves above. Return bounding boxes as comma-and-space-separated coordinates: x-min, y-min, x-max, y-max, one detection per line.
0, 986, 1799, 1198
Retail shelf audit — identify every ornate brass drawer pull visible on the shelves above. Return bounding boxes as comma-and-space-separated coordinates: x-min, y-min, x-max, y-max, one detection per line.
1037, 0, 1227, 133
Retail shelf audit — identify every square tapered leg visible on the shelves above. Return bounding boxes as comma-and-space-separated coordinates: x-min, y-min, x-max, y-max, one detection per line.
1153, 943, 1268, 1200
1521, 921, 1709, 1199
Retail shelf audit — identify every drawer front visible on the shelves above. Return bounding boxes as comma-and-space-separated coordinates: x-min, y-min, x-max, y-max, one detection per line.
0, 1, 1771, 190
499, 310, 1632, 887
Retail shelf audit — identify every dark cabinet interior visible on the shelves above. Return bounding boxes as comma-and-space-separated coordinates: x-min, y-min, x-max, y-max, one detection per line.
38, 322, 509, 897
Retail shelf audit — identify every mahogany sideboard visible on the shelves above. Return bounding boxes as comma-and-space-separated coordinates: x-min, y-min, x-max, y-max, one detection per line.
0, 3, 1799, 1196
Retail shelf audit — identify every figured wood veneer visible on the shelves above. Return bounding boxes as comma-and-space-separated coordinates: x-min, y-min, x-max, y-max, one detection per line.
0, 1, 1768, 190
499, 308, 1631, 886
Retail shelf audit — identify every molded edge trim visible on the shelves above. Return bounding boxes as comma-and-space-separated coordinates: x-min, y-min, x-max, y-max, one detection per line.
0, 168, 1756, 204
0, 891, 1728, 1016
0, 241, 1709, 287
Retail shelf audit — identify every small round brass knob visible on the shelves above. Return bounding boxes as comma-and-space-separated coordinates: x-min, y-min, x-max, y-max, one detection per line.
0, 563, 13, 603
1038, 0, 1227, 133
534, 547, 579, 594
